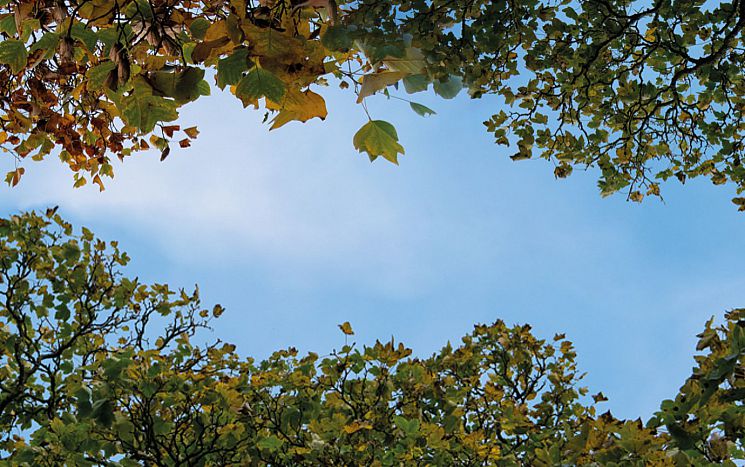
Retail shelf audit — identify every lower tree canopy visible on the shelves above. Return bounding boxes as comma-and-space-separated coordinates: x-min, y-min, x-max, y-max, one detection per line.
1, 1, 745, 209
1, 210, 744, 465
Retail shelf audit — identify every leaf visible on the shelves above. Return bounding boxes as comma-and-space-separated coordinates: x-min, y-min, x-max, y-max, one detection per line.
75, 387, 93, 419
338, 321, 354, 335
191, 37, 230, 63
5, 167, 24, 187
393, 416, 420, 435
87, 62, 117, 90
257, 435, 283, 451
190, 17, 211, 40
235, 68, 286, 104
410, 102, 436, 117
92, 399, 114, 428
322, 25, 353, 51
217, 48, 250, 89
150, 67, 206, 103
433, 76, 463, 99
184, 126, 200, 138
70, 23, 98, 51
121, 78, 180, 133
30, 32, 60, 59
343, 421, 372, 433
0, 14, 16, 35
356, 71, 407, 103
268, 89, 327, 129
0, 39, 28, 74
353, 120, 405, 164
403, 74, 430, 94
383, 47, 426, 74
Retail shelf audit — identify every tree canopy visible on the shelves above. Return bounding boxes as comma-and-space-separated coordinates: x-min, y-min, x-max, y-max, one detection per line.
1, 0, 745, 208
1, 210, 744, 465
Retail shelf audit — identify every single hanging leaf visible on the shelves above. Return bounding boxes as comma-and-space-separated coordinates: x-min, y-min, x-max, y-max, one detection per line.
5, 167, 24, 187
235, 68, 286, 104
0, 39, 28, 74
410, 102, 436, 117
353, 120, 405, 164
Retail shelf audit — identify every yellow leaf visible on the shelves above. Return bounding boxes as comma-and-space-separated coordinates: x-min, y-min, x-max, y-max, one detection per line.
338, 321, 354, 335
92, 174, 105, 191
269, 89, 328, 129
343, 420, 372, 433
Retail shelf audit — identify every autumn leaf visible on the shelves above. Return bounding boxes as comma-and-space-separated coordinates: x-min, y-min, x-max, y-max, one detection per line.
4, 167, 24, 187
268, 89, 327, 129
383, 47, 426, 74
356, 71, 407, 103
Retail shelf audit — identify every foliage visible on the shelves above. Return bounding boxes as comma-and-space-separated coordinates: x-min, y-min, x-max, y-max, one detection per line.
1, 210, 744, 465
346, 0, 745, 206
0, 0, 420, 188
2, 0, 745, 208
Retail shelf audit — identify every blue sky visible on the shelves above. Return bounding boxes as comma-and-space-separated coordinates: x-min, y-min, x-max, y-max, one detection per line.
2, 83, 744, 421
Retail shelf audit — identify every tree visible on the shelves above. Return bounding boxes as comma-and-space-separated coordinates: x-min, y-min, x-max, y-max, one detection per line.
1, 0, 745, 209
1, 210, 744, 465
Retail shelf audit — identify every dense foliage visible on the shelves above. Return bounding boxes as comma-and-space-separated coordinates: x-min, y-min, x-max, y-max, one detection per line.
0, 211, 743, 465
1, 0, 745, 208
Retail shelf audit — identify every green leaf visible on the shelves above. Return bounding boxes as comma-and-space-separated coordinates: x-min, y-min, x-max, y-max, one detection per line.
393, 416, 420, 435
0, 39, 28, 74
410, 102, 436, 117
403, 74, 430, 94
70, 23, 98, 51
92, 399, 114, 428
190, 18, 211, 40
121, 78, 179, 133
75, 387, 93, 419
257, 435, 283, 451
30, 32, 60, 59
235, 68, 286, 104
433, 76, 463, 99
217, 48, 249, 89
322, 25, 353, 51
353, 120, 405, 164
0, 14, 16, 35
87, 62, 117, 90
150, 67, 206, 103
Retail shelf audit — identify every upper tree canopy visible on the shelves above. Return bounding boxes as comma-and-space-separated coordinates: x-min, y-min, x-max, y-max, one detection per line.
1, 0, 745, 208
